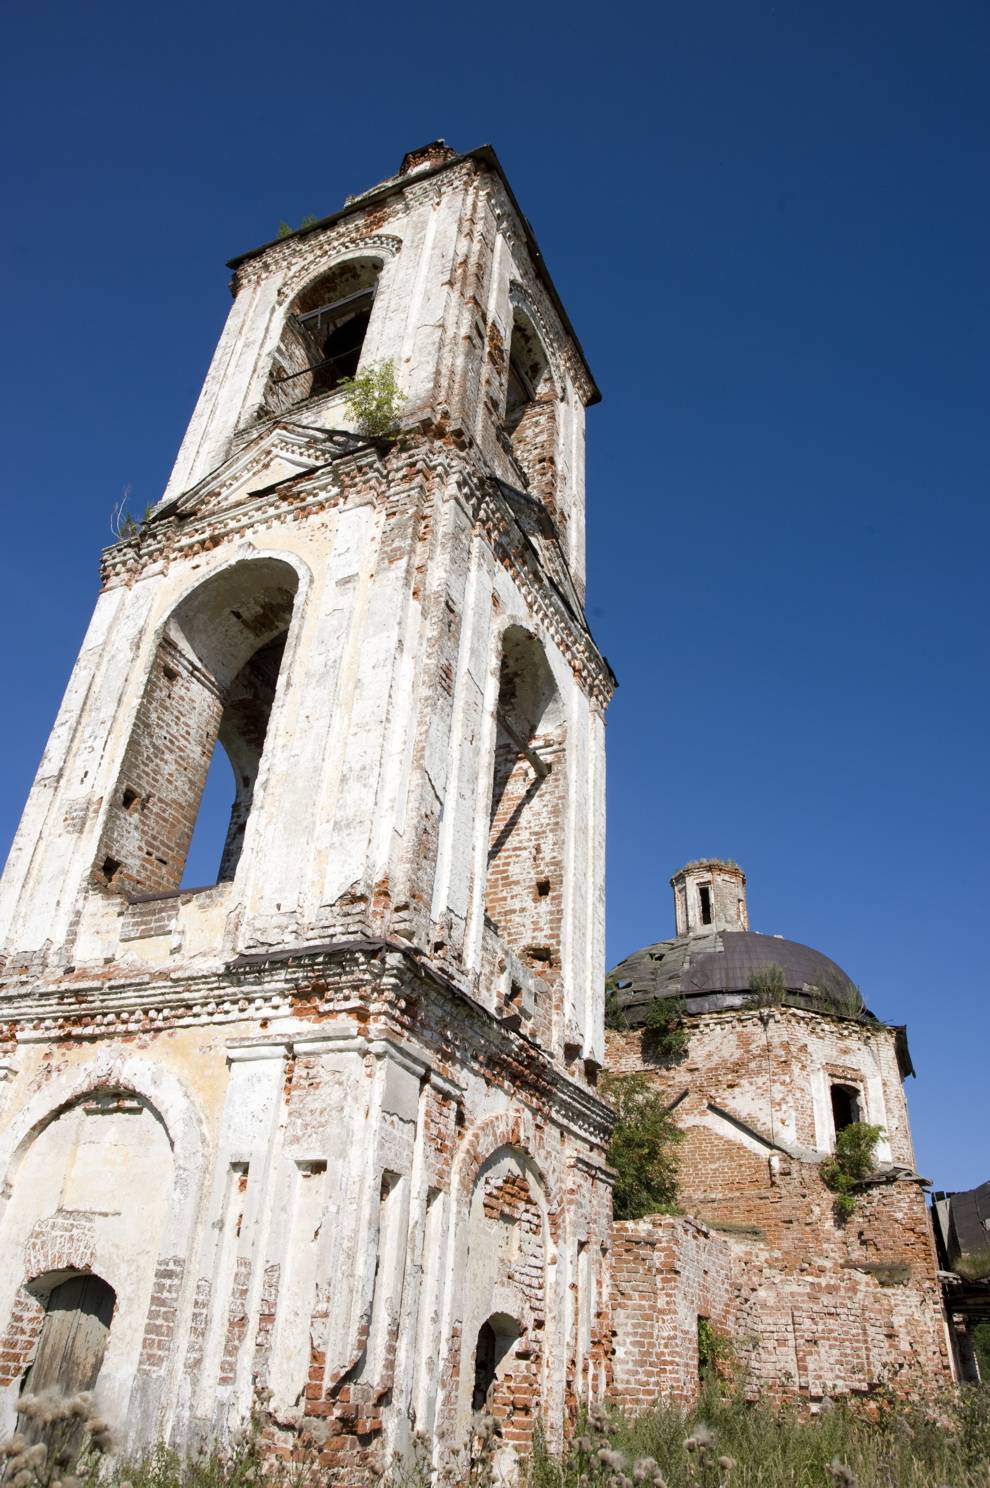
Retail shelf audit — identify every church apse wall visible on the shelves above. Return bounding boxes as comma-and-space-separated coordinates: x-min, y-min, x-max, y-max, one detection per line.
606, 861, 954, 1405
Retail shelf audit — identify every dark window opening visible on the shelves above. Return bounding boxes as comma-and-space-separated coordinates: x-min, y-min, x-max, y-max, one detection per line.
180, 627, 289, 888
699, 883, 713, 924
473, 1321, 496, 1410
830, 1083, 861, 1133
472, 1314, 521, 1411
296, 288, 375, 395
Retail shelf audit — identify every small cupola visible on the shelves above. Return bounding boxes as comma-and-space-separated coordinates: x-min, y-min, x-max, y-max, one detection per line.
670, 860, 748, 937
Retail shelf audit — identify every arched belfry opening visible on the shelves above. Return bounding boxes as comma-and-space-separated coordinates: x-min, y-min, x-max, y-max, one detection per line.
261, 257, 383, 418
503, 310, 558, 511
485, 627, 567, 985
94, 558, 299, 896
18, 1274, 116, 1443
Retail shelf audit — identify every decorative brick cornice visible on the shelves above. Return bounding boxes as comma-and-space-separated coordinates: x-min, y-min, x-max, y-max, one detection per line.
1, 941, 612, 1149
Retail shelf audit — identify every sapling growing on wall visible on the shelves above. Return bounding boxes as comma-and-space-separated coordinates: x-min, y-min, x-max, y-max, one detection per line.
641, 997, 689, 1063
820, 1121, 884, 1221
697, 1316, 735, 1387
340, 359, 404, 438
276, 214, 319, 238
601, 1071, 682, 1220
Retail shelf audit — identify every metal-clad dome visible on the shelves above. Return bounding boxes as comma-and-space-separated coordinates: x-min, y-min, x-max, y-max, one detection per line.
608, 929, 867, 1023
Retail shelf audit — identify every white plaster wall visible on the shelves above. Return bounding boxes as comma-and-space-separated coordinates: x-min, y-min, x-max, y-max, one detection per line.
0, 1099, 173, 1433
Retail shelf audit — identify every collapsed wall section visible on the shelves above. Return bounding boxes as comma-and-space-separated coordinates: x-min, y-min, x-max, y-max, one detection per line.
609, 1213, 954, 1407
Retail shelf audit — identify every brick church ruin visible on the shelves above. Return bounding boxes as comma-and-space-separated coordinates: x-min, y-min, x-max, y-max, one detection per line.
0, 143, 967, 1478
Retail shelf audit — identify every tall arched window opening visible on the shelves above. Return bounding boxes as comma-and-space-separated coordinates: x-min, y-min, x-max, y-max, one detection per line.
503, 312, 558, 513
485, 628, 566, 983
261, 258, 383, 418
94, 558, 298, 897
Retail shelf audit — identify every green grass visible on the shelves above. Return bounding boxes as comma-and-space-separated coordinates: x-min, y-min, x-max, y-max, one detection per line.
531, 1387, 990, 1488
6, 1386, 990, 1488
954, 1249, 990, 1283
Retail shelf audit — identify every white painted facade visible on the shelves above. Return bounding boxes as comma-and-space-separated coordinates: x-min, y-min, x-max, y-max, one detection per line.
0, 144, 614, 1475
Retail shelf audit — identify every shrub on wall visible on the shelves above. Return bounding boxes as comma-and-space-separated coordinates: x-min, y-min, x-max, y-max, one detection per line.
601, 1071, 682, 1220
641, 998, 689, 1063
340, 359, 404, 437
820, 1121, 884, 1221
604, 979, 628, 1030
697, 1316, 735, 1387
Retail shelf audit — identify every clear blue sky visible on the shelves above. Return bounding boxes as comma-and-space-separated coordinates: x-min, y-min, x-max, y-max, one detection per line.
1, 2, 987, 1189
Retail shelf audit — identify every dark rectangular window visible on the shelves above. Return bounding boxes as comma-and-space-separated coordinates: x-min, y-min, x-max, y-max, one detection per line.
830, 1083, 861, 1133
699, 883, 712, 924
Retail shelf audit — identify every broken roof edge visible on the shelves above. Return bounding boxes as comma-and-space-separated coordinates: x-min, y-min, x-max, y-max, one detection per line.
226, 144, 601, 406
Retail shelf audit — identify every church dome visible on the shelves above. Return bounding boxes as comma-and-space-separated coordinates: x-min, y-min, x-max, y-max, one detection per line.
608, 928, 866, 1023
608, 860, 869, 1023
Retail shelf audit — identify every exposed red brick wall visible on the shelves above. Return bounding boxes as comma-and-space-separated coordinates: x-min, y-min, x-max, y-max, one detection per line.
219, 1255, 252, 1386
252, 1263, 281, 1390
511, 396, 559, 518
22, 1210, 97, 1281
485, 735, 564, 975
0, 1287, 44, 1389
605, 1014, 954, 1401
610, 1218, 735, 1408
138, 1256, 184, 1376
477, 1168, 546, 1451
95, 637, 222, 896
182, 1277, 212, 1379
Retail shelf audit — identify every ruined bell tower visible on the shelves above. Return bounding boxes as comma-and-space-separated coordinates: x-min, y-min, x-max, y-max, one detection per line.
0, 143, 615, 1476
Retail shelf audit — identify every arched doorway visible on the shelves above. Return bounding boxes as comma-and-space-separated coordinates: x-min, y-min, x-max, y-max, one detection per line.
18, 1274, 116, 1439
